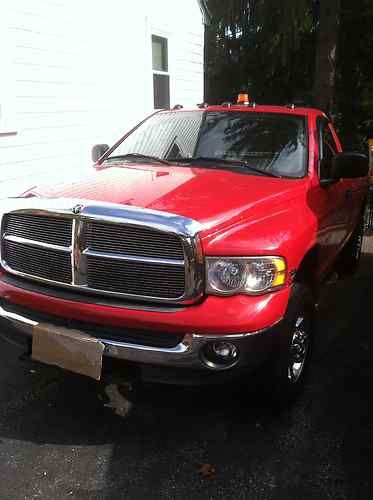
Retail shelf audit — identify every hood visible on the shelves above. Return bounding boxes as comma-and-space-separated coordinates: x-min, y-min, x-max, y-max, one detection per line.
24, 163, 308, 234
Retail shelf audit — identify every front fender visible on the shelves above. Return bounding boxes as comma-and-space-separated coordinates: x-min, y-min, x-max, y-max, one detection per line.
201, 198, 317, 278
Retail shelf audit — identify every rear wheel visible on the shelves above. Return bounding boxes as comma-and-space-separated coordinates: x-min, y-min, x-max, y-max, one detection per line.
336, 217, 364, 276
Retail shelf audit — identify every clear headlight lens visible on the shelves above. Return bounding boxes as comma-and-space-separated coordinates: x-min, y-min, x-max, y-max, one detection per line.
206, 256, 287, 295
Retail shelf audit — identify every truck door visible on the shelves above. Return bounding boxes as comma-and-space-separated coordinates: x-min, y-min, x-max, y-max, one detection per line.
315, 118, 351, 276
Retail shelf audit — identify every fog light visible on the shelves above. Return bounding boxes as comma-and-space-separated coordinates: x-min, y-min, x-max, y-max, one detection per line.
202, 341, 239, 370
212, 342, 238, 359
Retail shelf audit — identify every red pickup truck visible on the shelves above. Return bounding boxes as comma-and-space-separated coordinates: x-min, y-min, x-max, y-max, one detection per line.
0, 104, 368, 404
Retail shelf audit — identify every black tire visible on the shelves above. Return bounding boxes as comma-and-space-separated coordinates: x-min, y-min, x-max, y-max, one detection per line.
336, 217, 364, 277
266, 284, 314, 408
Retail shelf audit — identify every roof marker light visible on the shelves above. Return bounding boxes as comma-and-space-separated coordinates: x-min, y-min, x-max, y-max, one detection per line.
237, 92, 250, 105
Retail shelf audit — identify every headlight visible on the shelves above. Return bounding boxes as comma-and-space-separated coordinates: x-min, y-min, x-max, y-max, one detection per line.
206, 256, 287, 295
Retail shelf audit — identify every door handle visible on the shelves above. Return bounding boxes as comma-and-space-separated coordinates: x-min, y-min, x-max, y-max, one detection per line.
345, 189, 352, 200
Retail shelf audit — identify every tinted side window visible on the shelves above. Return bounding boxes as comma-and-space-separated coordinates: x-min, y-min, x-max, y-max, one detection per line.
319, 122, 338, 179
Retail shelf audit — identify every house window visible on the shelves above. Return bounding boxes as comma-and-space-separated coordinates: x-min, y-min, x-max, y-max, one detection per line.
152, 35, 170, 109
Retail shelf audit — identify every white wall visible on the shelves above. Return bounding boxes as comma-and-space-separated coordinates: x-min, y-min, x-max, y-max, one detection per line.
0, 0, 204, 197
146, 0, 205, 110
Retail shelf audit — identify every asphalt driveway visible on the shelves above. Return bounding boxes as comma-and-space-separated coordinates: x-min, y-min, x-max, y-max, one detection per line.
1, 240, 373, 500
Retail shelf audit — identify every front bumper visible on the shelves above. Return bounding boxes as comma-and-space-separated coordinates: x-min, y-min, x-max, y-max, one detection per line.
0, 300, 283, 375
0, 273, 290, 335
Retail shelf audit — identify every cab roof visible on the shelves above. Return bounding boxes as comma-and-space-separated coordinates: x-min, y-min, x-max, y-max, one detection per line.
167, 104, 327, 119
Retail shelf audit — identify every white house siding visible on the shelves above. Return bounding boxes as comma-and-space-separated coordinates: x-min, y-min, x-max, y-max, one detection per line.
0, 0, 204, 197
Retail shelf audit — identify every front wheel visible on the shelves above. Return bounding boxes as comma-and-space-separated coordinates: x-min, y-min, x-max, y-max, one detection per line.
266, 284, 314, 407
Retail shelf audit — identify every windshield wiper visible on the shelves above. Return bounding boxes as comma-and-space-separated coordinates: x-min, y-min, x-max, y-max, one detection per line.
167, 156, 281, 178
105, 153, 171, 165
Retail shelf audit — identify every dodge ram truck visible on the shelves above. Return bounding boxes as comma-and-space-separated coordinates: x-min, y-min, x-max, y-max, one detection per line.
0, 103, 369, 403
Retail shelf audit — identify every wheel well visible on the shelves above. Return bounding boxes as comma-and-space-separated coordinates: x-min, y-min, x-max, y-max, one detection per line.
295, 247, 319, 288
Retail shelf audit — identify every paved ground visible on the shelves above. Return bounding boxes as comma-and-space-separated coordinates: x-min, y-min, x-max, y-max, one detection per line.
1, 241, 373, 500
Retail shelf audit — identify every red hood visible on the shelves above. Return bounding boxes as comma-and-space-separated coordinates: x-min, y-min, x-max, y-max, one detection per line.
25, 163, 308, 233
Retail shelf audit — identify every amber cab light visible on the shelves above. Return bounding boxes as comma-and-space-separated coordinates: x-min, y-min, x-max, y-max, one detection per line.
237, 92, 250, 105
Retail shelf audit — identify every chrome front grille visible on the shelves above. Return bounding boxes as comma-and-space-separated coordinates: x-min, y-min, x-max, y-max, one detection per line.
1, 204, 203, 304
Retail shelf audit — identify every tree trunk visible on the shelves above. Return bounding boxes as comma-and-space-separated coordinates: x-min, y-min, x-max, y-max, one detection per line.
313, 0, 341, 114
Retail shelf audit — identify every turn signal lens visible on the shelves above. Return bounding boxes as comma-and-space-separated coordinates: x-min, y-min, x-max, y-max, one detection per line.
206, 256, 287, 295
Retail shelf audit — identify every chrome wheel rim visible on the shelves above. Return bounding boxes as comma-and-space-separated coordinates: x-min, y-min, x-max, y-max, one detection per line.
288, 316, 310, 382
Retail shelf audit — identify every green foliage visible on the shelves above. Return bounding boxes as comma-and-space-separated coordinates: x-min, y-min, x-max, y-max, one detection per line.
334, 0, 373, 149
205, 0, 317, 104
205, 0, 373, 151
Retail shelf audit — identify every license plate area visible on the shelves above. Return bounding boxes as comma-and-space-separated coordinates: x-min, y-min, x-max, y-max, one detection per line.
32, 323, 105, 380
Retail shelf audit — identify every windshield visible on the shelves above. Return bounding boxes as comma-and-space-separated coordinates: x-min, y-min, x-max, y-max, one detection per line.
107, 111, 308, 178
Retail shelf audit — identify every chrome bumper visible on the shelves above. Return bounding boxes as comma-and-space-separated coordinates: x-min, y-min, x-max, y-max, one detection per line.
0, 303, 279, 372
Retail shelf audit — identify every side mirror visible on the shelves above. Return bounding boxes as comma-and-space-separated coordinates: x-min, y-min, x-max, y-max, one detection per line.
330, 152, 369, 179
92, 144, 109, 163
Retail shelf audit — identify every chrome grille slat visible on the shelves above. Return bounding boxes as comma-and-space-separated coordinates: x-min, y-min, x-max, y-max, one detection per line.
83, 249, 184, 267
4, 234, 71, 253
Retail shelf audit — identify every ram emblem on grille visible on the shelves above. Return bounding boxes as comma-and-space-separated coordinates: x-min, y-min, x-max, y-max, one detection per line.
72, 204, 84, 214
